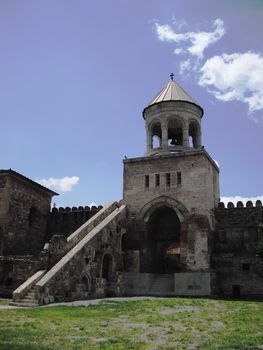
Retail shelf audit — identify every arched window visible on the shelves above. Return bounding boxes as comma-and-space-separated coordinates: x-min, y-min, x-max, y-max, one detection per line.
189, 121, 200, 148
168, 118, 183, 146
121, 234, 129, 251
28, 207, 38, 227
81, 275, 90, 291
102, 253, 113, 281
151, 122, 162, 149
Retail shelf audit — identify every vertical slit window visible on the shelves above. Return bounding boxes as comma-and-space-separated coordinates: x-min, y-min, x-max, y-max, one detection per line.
145, 175, 149, 189
166, 173, 171, 187
155, 174, 160, 187
177, 172, 182, 186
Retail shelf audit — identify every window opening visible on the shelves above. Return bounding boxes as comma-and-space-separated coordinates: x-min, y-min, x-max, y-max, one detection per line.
151, 122, 162, 149
28, 207, 38, 227
155, 174, 160, 187
166, 173, 171, 187
102, 253, 113, 281
145, 175, 149, 189
177, 172, 182, 186
152, 136, 161, 148
168, 118, 183, 146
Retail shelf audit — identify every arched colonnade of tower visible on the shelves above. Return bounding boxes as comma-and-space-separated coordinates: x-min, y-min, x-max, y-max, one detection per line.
146, 116, 201, 153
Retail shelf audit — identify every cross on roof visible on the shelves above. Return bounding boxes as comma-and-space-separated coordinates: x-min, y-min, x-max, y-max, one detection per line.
170, 72, 174, 80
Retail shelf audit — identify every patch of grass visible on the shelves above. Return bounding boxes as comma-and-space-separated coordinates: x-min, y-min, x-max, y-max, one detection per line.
0, 298, 262, 349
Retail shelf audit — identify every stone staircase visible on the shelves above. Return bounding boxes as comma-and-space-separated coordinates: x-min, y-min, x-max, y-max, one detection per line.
12, 201, 126, 306
11, 285, 38, 307
11, 269, 46, 307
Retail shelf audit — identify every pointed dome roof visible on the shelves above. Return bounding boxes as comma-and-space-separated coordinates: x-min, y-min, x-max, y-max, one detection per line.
143, 76, 203, 117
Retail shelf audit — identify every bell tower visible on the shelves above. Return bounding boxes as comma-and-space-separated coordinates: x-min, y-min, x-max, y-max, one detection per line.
122, 75, 220, 296
144, 73, 203, 156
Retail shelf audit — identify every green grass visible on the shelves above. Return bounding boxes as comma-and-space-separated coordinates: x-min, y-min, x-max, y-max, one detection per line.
0, 298, 262, 349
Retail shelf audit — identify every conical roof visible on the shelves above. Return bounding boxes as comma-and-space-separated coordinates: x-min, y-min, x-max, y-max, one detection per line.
143, 77, 203, 117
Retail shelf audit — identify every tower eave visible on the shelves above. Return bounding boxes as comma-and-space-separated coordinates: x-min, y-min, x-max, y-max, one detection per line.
142, 100, 204, 119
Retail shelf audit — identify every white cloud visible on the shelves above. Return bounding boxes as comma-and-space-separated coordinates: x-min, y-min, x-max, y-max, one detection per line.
36, 176, 79, 192
220, 195, 263, 206
174, 48, 184, 55
171, 18, 188, 31
155, 18, 225, 59
179, 59, 191, 75
199, 52, 263, 114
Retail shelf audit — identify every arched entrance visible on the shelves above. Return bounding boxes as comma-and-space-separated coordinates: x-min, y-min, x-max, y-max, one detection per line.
144, 206, 181, 273
102, 253, 113, 281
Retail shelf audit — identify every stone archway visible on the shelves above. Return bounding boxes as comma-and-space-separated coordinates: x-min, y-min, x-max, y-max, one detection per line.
139, 195, 188, 225
143, 205, 182, 273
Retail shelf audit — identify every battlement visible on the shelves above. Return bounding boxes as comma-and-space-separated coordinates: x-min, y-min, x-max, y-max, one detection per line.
51, 205, 103, 213
46, 205, 104, 240
218, 200, 262, 209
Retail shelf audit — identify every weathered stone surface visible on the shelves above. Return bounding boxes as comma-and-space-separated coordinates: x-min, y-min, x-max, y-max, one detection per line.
35, 204, 127, 304
1, 78, 262, 304
213, 205, 263, 297
174, 272, 215, 296
46, 205, 101, 241
122, 150, 219, 275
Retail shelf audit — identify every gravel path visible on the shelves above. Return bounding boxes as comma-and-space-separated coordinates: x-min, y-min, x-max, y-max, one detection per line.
0, 296, 158, 309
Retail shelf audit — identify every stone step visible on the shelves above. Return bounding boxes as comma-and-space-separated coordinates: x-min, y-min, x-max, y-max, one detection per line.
22, 297, 36, 302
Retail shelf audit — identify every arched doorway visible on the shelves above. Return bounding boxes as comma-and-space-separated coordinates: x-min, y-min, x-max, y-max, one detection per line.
102, 253, 113, 281
144, 206, 181, 273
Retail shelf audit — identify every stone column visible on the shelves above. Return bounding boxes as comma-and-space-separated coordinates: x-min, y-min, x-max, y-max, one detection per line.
183, 121, 189, 148
161, 121, 168, 150
146, 126, 152, 154
197, 123, 202, 148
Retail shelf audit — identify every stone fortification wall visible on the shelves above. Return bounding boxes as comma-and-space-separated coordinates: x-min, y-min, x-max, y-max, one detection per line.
213, 200, 263, 297
1, 205, 104, 297
46, 205, 103, 241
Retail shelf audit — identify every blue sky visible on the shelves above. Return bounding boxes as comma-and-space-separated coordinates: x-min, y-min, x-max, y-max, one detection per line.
0, 0, 262, 207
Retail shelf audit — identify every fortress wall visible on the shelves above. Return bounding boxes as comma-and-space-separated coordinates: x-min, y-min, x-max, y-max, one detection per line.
213, 202, 263, 297
46, 205, 103, 241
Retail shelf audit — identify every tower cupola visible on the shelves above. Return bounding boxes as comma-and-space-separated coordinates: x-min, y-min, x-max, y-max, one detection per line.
143, 74, 204, 156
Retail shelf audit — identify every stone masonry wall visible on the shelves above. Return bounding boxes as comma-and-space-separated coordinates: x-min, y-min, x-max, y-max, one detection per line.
213, 200, 263, 297
122, 150, 219, 274
123, 150, 219, 224
36, 204, 127, 304
46, 205, 103, 242
0, 256, 44, 297
0, 173, 53, 256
